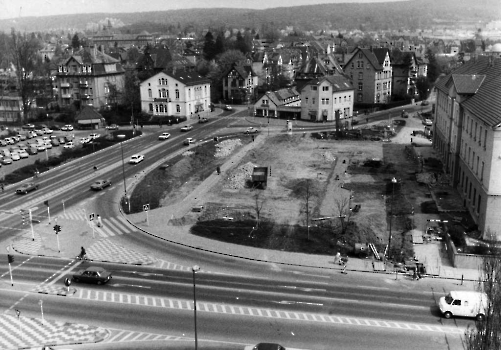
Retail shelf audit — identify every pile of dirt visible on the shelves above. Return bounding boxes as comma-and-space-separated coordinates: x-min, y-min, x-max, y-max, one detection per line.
223, 161, 256, 190
215, 139, 243, 158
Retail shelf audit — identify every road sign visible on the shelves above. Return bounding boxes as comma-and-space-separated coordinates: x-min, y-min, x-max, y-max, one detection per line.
143, 204, 150, 212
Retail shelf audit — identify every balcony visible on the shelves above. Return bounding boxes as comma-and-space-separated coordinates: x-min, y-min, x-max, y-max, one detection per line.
79, 81, 89, 87
60, 82, 70, 88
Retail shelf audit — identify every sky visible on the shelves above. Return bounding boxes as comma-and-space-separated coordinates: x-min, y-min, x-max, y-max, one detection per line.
0, 0, 408, 20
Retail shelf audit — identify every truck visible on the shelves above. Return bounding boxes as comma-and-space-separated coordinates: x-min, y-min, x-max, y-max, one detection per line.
439, 291, 487, 321
252, 166, 268, 189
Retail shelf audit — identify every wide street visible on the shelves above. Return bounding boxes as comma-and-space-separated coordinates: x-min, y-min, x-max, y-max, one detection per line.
0, 104, 473, 349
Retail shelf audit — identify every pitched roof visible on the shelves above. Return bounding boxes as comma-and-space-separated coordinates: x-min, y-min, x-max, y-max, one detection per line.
451, 74, 486, 94
165, 71, 210, 86
435, 56, 501, 127
75, 106, 103, 121
262, 87, 301, 107
303, 75, 353, 92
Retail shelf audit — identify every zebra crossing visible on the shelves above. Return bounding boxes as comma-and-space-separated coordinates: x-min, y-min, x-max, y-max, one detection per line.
55, 209, 135, 238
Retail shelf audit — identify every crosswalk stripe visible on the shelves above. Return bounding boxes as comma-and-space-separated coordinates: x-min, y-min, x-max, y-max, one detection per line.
97, 225, 116, 237
107, 216, 132, 233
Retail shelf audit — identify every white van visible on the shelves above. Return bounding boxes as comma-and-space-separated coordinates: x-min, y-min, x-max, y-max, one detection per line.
439, 291, 487, 321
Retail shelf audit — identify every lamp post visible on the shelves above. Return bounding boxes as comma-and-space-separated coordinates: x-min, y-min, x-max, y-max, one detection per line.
192, 265, 200, 350
387, 177, 397, 259
117, 134, 128, 212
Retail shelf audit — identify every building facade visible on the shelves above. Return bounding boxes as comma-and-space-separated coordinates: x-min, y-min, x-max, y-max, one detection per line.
253, 87, 301, 119
433, 56, 501, 239
222, 64, 258, 104
300, 75, 354, 122
54, 47, 125, 109
343, 47, 392, 105
139, 71, 211, 118
0, 96, 22, 123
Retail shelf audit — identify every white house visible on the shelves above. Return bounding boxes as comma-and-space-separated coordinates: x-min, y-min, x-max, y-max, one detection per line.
139, 71, 211, 119
253, 87, 301, 120
300, 75, 354, 122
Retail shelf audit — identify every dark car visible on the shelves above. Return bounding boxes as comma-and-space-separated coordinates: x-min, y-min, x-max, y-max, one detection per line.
16, 182, 39, 194
26, 147, 38, 155
51, 125, 61, 131
58, 137, 66, 144
90, 179, 111, 190
245, 343, 286, 350
22, 124, 35, 130
72, 266, 112, 285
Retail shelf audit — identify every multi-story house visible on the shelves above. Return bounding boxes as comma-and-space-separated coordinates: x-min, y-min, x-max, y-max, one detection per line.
139, 71, 211, 119
54, 47, 125, 109
433, 56, 501, 239
343, 47, 392, 105
391, 51, 420, 99
300, 75, 354, 122
221, 63, 258, 104
253, 87, 301, 119
0, 96, 22, 123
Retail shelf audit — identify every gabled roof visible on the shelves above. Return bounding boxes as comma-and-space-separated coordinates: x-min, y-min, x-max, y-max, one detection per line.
345, 47, 388, 71
260, 87, 300, 107
75, 106, 103, 121
165, 71, 210, 86
223, 63, 256, 79
451, 74, 486, 94
435, 56, 501, 127
303, 75, 353, 92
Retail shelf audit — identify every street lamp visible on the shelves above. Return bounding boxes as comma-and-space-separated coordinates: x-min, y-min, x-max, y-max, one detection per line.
117, 134, 127, 203
387, 177, 397, 259
192, 265, 200, 350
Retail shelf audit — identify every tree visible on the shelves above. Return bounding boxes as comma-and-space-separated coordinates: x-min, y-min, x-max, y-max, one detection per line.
334, 193, 354, 235
9, 31, 43, 122
252, 192, 266, 229
121, 70, 141, 112
203, 31, 217, 61
71, 34, 80, 49
214, 32, 226, 57
425, 48, 440, 84
415, 76, 431, 100
217, 49, 247, 74
464, 230, 501, 350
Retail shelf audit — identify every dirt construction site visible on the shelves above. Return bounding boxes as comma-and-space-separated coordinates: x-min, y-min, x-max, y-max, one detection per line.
171, 124, 432, 255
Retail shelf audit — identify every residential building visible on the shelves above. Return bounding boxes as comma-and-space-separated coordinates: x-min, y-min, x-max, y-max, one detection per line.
54, 47, 125, 109
300, 75, 354, 122
391, 51, 420, 99
0, 95, 22, 123
433, 56, 501, 239
343, 47, 392, 105
222, 63, 258, 104
89, 31, 154, 49
253, 87, 301, 119
139, 71, 211, 118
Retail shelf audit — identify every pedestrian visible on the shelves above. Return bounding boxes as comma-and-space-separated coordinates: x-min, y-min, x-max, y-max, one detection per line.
97, 214, 102, 228
79, 246, 86, 260
216, 166, 221, 175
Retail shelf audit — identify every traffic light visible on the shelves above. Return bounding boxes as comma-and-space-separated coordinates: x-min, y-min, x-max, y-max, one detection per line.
53, 225, 61, 234
7, 254, 14, 264
20, 210, 27, 225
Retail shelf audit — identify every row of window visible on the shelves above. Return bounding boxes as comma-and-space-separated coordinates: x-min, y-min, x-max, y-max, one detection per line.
58, 64, 93, 73
462, 143, 485, 181
148, 86, 208, 99
460, 170, 481, 216
304, 95, 352, 105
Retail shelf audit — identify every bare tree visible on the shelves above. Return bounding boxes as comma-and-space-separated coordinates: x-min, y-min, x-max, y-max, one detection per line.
253, 192, 266, 229
9, 30, 43, 122
464, 228, 501, 350
296, 179, 318, 241
334, 193, 353, 235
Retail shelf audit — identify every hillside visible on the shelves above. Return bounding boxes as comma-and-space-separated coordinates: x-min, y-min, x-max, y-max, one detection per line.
0, 0, 498, 33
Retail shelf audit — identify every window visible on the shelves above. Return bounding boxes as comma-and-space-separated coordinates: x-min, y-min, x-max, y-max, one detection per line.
175, 89, 179, 99
312, 98, 316, 104
452, 300, 461, 306
188, 89, 191, 99
305, 97, 308, 104
358, 52, 363, 59
148, 89, 152, 98
351, 62, 354, 69
358, 72, 363, 80
149, 103, 153, 112
176, 104, 180, 112
357, 93, 363, 102
322, 86, 329, 91
326, 98, 329, 104
155, 105, 159, 113
358, 82, 363, 91
159, 105, 164, 113
312, 86, 317, 91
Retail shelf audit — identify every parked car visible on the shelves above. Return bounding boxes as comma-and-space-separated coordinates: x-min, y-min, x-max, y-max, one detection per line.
129, 154, 144, 164
158, 132, 171, 140
183, 137, 196, 145
106, 124, 119, 130
10, 152, 20, 161
198, 117, 209, 123
17, 134, 27, 141
72, 266, 112, 285
35, 129, 44, 136
42, 128, 53, 134
90, 179, 112, 190
63, 141, 75, 149
89, 133, 100, 139
12, 135, 21, 142
180, 125, 193, 132
26, 148, 38, 155
51, 125, 61, 131
36, 144, 46, 151
27, 131, 37, 138
424, 119, 433, 126
16, 182, 39, 194
61, 125, 74, 131
44, 142, 53, 149
1, 157, 12, 165
18, 150, 29, 159
58, 137, 66, 144
51, 139, 60, 146
0, 140, 7, 146
224, 105, 232, 111
22, 124, 35, 130
4, 137, 15, 144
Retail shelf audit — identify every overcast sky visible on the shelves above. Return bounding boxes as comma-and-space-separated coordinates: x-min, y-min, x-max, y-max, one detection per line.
0, 0, 408, 20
